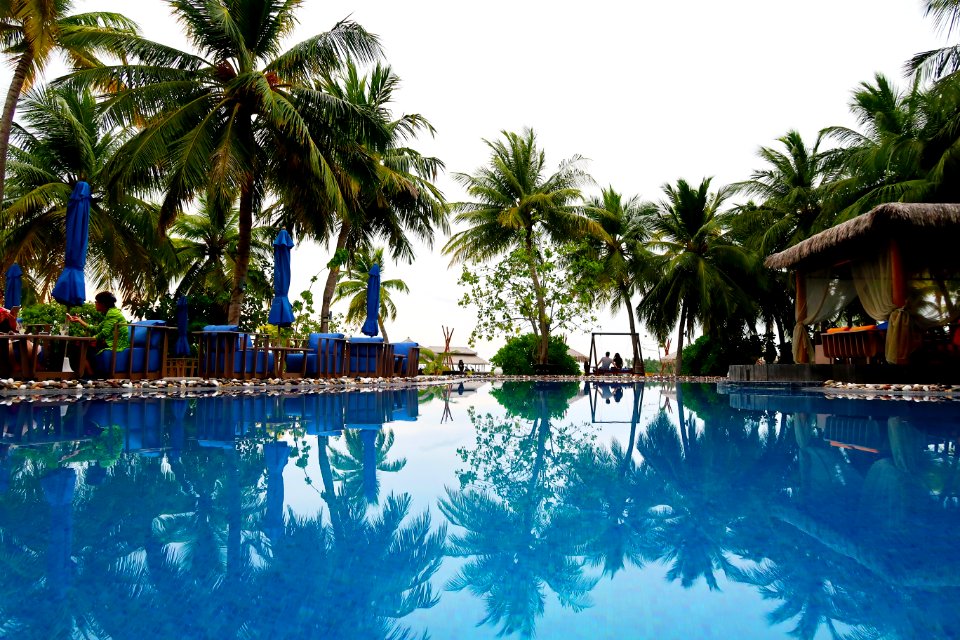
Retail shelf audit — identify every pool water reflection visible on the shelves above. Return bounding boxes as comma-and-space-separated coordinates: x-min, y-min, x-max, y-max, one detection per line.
0, 382, 958, 639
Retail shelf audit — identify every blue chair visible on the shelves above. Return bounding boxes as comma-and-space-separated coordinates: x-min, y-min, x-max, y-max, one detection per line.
391, 341, 420, 377
196, 325, 273, 378
346, 337, 393, 377
285, 333, 345, 378
95, 320, 171, 380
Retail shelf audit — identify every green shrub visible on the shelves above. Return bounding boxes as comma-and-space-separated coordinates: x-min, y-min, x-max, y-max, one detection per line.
680, 331, 763, 376
491, 334, 580, 375
19, 302, 102, 336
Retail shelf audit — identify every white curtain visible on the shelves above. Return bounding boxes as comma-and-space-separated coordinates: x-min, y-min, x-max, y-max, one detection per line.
793, 269, 857, 363
852, 251, 910, 364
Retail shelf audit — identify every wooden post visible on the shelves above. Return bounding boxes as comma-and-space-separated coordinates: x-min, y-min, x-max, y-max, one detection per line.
441, 326, 454, 373
795, 270, 809, 363
890, 240, 906, 308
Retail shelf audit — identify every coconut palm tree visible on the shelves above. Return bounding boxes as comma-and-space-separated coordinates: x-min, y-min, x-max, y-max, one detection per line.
328, 428, 406, 505
637, 178, 754, 375
822, 73, 960, 216
2, 84, 165, 301
907, 0, 960, 81
65, 0, 381, 324
333, 246, 408, 342
577, 187, 656, 371
444, 128, 601, 365
168, 195, 272, 307
0, 0, 138, 219
303, 62, 446, 333
732, 130, 838, 256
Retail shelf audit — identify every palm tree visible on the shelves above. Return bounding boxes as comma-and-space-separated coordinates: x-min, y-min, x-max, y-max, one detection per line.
822, 73, 960, 216
333, 246, 408, 341
305, 62, 447, 333
67, 0, 381, 324
168, 195, 272, 308
328, 428, 406, 504
2, 84, 166, 300
637, 178, 753, 374
444, 128, 601, 365
732, 130, 838, 256
0, 0, 138, 220
907, 0, 960, 81
578, 187, 656, 371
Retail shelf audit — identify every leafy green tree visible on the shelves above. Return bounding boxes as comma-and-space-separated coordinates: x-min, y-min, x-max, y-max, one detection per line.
489, 333, 580, 375
457, 242, 596, 348
637, 178, 754, 375
69, 0, 381, 324
3, 85, 165, 301
575, 186, 657, 371
444, 128, 602, 365
0, 0, 138, 217
333, 246, 408, 342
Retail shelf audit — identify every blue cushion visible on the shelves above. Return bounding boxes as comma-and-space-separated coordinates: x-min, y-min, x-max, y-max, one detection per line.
202, 324, 239, 332
392, 342, 418, 358
306, 332, 345, 350
129, 320, 166, 348
349, 336, 384, 344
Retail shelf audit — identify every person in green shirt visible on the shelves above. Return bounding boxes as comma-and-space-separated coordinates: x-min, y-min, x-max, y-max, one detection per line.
66, 291, 130, 354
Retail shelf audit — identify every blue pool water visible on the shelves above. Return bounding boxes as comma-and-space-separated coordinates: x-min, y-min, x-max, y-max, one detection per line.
1, 381, 959, 639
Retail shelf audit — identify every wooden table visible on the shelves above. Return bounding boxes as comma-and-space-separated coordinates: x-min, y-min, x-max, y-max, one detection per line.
29, 335, 98, 380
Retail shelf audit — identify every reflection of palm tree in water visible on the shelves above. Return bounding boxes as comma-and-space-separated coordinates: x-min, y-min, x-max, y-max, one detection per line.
442, 384, 595, 637
329, 429, 406, 504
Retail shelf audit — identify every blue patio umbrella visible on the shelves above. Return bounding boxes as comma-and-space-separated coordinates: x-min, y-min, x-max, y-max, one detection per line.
175, 295, 191, 357
51, 181, 91, 307
360, 263, 380, 337
4, 263, 21, 308
268, 229, 295, 327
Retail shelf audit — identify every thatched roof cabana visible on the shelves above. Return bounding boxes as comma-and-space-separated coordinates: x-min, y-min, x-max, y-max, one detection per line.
764, 202, 960, 366
765, 203, 960, 270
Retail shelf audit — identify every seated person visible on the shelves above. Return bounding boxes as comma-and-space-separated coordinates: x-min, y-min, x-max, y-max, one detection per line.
0, 306, 33, 371
597, 351, 613, 371
66, 291, 130, 371
612, 352, 623, 371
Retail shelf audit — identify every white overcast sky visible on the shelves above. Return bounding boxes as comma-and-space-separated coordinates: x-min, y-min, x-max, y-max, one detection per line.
6, 0, 947, 361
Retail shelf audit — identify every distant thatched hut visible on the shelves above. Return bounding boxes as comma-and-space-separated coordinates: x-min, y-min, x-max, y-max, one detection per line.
765, 203, 960, 365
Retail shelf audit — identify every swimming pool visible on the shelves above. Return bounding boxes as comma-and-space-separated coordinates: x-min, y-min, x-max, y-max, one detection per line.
0, 381, 957, 639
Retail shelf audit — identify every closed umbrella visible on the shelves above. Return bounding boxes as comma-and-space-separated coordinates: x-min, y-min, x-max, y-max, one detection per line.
360, 263, 380, 337
175, 295, 191, 357
267, 230, 295, 327
4, 263, 21, 308
51, 181, 91, 307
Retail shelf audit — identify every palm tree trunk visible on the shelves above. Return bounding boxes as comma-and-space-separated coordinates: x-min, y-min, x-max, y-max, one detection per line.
0, 51, 32, 219
227, 175, 254, 325
378, 317, 389, 343
675, 302, 687, 376
525, 234, 550, 366
319, 223, 350, 333
623, 287, 643, 373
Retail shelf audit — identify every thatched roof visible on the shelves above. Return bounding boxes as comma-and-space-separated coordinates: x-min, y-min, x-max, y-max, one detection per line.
764, 203, 960, 270
567, 347, 589, 363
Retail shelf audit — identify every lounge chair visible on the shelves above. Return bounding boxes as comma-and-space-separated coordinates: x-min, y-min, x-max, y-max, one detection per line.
284, 333, 346, 378
196, 325, 273, 378
391, 341, 420, 377
346, 337, 394, 378
95, 320, 173, 380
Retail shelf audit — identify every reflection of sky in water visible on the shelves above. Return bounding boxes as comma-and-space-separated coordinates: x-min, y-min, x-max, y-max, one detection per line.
1, 382, 958, 639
